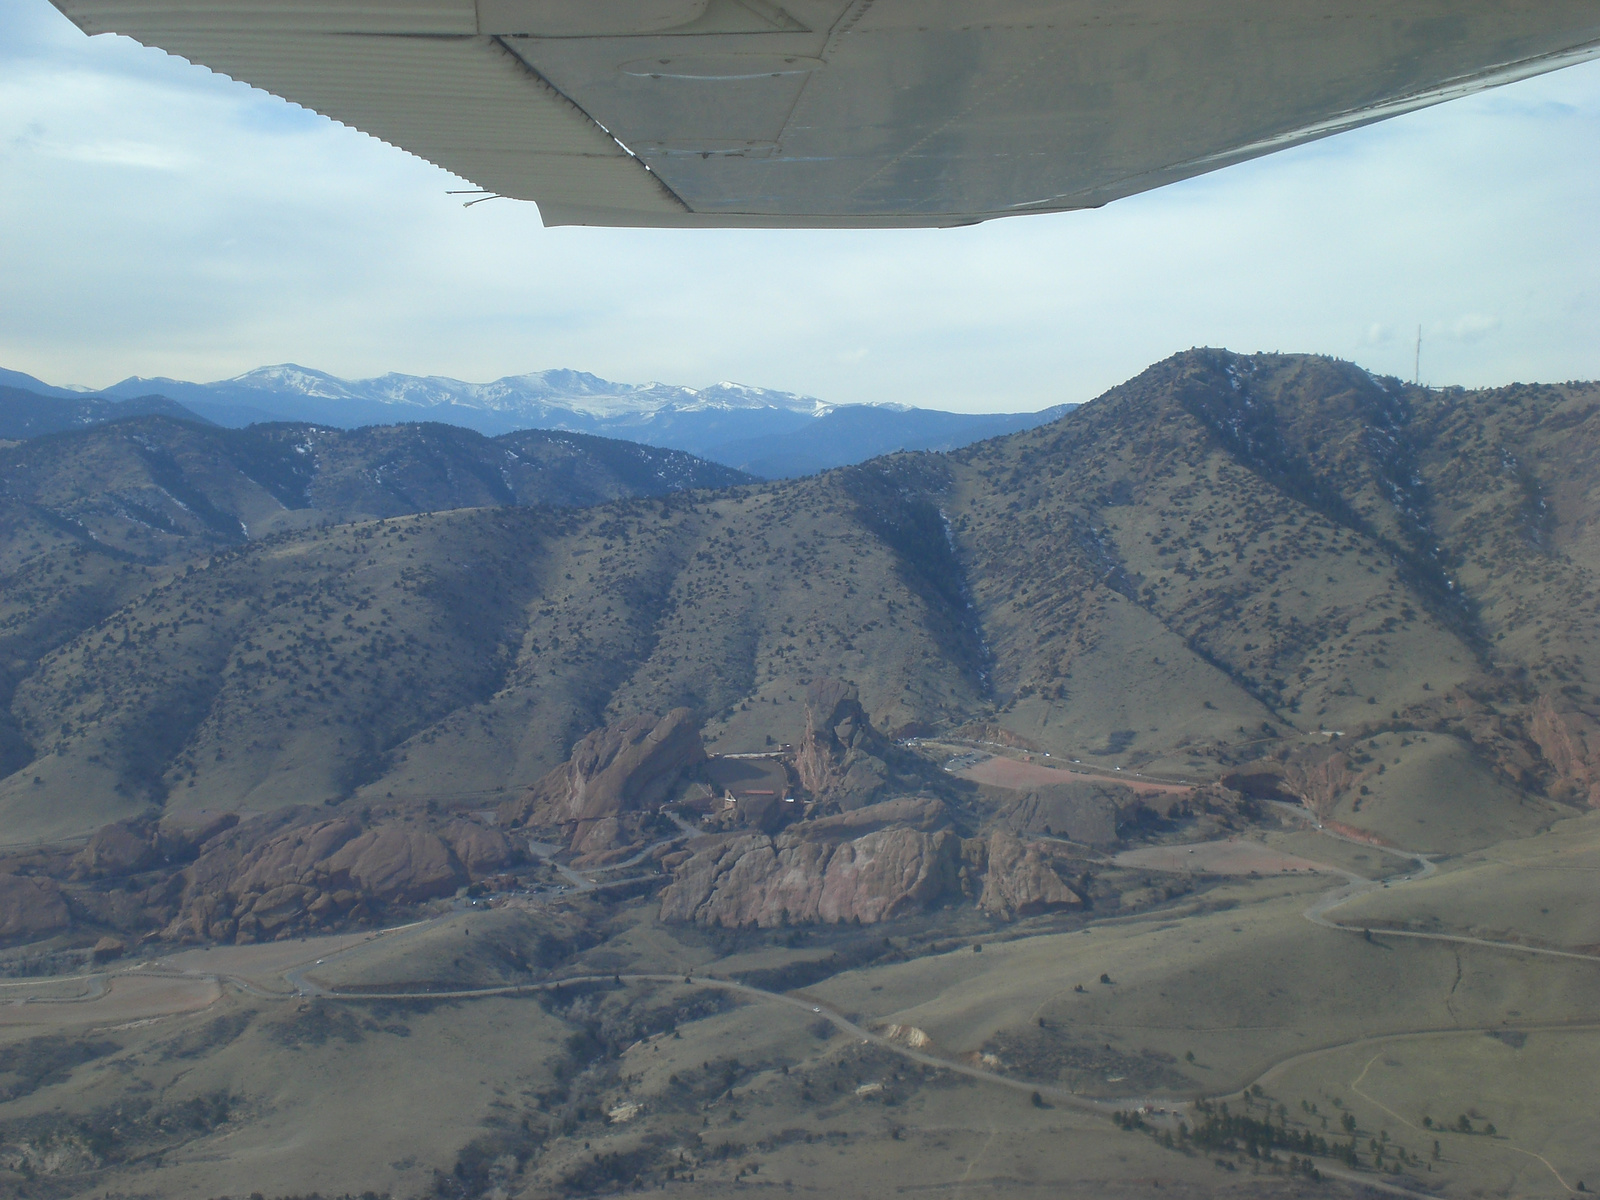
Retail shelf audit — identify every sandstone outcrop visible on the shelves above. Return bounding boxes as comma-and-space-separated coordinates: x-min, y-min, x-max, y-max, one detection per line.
161, 814, 519, 944
69, 813, 241, 882
0, 874, 71, 941
1530, 693, 1600, 806
503, 709, 705, 851
660, 793, 1092, 927
803, 795, 949, 837
1278, 747, 1357, 819
660, 798, 961, 927
989, 782, 1121, 846
795, 679, 891, 810
323, 826, 463, 904
439, 820, 522, 875
976, 830, 1081, 919
72, 822, 160, 879
8, 807, 524, 948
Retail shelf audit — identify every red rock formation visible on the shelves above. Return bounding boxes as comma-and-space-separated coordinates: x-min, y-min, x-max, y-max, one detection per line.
803, 796, 948, 837
439, 821, 523, 875
1280, 746, 1357, 820
662, 814, 1087, 928
503, 708, 705, 852
794, 679, 890, 810
660, 800, 960, 927
71, 821, 159, 879
1530, 693, 1600, 806
0, 874, 71, 941
323, 827, 463, 904
227, 818, 365, 895
160, 815, 518, 943
977, 830, 1081, 919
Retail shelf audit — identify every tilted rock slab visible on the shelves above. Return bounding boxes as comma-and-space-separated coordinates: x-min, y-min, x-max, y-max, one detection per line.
977, 830, 1082, 919
0, 873, 71, 941
503, 707, 705, 851
163, 816, 518, 943
989, 781, 1121, 847
661, 819, 960, 927
794, 678, 890, 810
1530, 692, 1600, 806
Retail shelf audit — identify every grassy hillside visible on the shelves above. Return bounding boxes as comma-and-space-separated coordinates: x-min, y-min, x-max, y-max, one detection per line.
1, 351, 1597, 852
943, 352, 1600, 832
0, 418, 751, 835
5, 351, 1600, 1200
0, 479, 986, 840
0, 416, 751, 544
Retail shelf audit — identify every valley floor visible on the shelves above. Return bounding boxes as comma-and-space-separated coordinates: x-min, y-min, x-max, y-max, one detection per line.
3, 811, 1597, 1200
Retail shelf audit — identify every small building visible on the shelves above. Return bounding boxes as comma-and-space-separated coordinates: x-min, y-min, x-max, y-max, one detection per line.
703, 756, 795, 831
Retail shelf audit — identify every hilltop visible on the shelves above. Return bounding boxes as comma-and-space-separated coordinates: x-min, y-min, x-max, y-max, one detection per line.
0, 384, 206, 440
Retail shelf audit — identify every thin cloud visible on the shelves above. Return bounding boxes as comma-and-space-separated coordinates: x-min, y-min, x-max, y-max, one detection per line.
43, 138, 191, 169
1445, 314, 1503, 342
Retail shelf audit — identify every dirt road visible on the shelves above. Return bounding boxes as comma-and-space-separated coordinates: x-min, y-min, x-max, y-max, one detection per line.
955, 754, 1193, 797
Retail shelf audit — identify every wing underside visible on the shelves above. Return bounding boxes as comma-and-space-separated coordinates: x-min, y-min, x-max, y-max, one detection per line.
50, 0, 1600, 227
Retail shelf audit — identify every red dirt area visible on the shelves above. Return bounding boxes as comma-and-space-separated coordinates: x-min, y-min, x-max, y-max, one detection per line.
1113, 840, 1333, 875
958, 755, 1193, 797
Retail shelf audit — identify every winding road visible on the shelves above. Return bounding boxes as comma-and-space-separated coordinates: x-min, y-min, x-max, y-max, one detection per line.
9, 809, 1598, 1195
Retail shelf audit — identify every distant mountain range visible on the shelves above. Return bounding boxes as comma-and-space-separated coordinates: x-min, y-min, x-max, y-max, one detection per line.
0, 384, 206, 441
0, 364, 1070, 478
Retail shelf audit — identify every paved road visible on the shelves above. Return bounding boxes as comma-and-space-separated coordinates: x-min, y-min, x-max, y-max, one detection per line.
15, 808, 1599, 1193
525, 820, 694, 893
0, 972, 107, 1002
281, 954, 1168, 1119
1274, 802, 1600, 966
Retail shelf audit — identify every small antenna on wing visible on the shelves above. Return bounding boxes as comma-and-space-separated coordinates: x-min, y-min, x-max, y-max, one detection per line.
445, 189, 506, 207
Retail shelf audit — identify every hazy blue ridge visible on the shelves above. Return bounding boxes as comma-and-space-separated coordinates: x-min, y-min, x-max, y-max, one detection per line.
0, 368, 87, 399
11, 364, 1074, 476
705, 403, 1075, 478
0, 385, 210, 440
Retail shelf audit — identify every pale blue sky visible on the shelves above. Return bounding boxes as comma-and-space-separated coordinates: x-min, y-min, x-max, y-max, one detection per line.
3, 0, 1598, 412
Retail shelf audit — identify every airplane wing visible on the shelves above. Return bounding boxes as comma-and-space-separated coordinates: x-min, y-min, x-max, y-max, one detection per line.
48, 0, 1600, 228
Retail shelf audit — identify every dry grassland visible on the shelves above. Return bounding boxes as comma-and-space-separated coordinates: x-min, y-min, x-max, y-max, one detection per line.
1338, 812, 1600, 950
1262, 1027, 1600, 1197
1113, 840, 1332, 875
959, 752, 1193, 796
2, 823, 1598, 1199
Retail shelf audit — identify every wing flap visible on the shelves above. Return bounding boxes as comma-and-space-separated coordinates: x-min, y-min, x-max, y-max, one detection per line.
52, 0, 689, 215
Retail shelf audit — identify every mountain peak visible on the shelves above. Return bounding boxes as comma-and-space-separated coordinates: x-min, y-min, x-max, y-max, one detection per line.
0, 368, 90, 398
226, 364, 360, 400
12, 361, 1070, 476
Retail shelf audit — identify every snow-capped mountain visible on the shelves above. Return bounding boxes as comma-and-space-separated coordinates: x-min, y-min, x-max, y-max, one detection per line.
43, 364, 1071, 478
351, 369, 834, 421
102, 365, 830, 427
